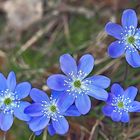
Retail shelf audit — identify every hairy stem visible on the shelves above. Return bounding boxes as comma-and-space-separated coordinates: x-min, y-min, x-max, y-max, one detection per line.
3, 132, 6, 140
29, 132, 36, 140
42, 129, 47, 140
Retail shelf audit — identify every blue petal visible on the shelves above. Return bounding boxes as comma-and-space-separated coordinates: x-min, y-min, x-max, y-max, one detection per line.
47, 74, 68, 91
111, 111, 122, 122
30, 88, 50, 103
108, 41, 125, 58
111, 83, 124, 97
52, 117, 69, 135
77, 54, 94, 78
0, 73, 7, 91
124, 86, 137, 101
125, 49, 140, 68
121, 112, 130, 123
75, 94, 91, 114
129, 101, 140, 112
24, 103, 43, 117
122, 9, 138, 28
7, 71, 16, 91
57, 93, 75, 113
87, 85, 108, 101
35, 130, 43, 136
85, 75, 110, 89
105, 22, 123, 39
29, 116, 50, 132
63, 105, 81, 116
14, 101, 31, 121
135, 40, 140, 50
48, 124, 56, 136
134, 29, 140, 50
59, 54, 77, 76
51, 90, 63, 100
0, 113, 13, 131
15, 82, 31, 99
102, 105, 114, 117
107, 93, 115, 105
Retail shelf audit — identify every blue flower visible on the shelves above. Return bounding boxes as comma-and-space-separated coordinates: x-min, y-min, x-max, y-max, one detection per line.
0, 71, 31, 131
24, 89, 80, 135
47, 54, 110, 114
105, 9, 140, 68
102, 83, 140, 122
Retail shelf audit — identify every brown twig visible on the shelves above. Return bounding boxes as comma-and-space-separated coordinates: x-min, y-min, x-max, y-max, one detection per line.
89, 120, 100, 140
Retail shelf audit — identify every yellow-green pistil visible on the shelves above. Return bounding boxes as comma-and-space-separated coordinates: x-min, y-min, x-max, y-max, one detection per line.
4, 98, 12, 105
127, 36, 135, 44
118, 101, 124, 108
50, 105, 57, 112
74, 80, 81, 88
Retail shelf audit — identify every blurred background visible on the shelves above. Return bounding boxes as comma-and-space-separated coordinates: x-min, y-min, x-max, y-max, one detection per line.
0, 0, 140, 140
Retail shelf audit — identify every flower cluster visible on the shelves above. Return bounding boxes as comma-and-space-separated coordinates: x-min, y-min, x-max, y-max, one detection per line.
0, 71, 31, 131
0, 8, 140, 138
47, 54, 110, 114
102, 84, 140, 122
105, 9, 140, 67
25, 89, 80, 135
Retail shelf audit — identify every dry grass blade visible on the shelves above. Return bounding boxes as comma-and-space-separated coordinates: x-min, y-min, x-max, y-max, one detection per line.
96, 59, 120, 75
16, 19, 58, 56
99, 130, 109, 140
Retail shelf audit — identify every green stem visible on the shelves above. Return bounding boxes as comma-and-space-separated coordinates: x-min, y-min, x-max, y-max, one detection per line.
42, 129, 47, 140
29, 132, 35, 140
123, 61, 128, 86
3, 132, 6, 140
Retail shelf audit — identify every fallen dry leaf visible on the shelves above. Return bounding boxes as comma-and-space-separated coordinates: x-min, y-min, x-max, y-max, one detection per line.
4, 0, 43, 31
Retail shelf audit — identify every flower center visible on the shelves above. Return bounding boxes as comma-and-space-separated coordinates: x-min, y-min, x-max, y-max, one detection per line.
74, 80, 81, 88
4, 98, 12, 105
127, 36, 135, 44
117, 101, 124, 108
50, 105, 57, 112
